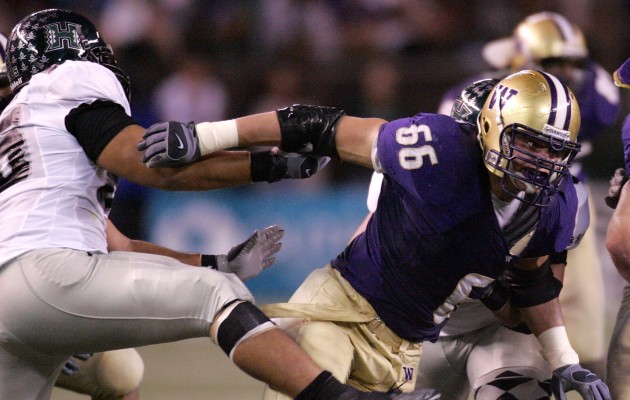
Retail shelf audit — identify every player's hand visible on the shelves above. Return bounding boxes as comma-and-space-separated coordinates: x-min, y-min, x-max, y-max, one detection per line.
137, 121, 201, 168
61, 353, 93, 376
551, 364, 611, 400
614, 56, 630, 89
271, 147, 330, 180
250, 147, 330, 182
215, 225, 284, 281
387, 388, 441, 400
604, 168, 628, 209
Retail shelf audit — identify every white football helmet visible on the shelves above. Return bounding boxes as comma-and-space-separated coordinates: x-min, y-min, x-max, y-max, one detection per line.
478, 70, 581, 206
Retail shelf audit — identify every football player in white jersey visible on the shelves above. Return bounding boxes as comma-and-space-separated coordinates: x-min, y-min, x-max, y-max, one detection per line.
0, 28, 143, 400
53, 220, 284, 400
0, 8, 439, 400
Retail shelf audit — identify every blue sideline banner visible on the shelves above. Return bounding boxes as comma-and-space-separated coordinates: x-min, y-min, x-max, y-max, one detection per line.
144, 182, 368, 302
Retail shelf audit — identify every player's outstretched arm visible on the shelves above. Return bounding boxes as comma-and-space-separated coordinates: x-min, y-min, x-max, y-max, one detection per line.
138, 106, 386, 169
105, 219, 283, 281
235, 106, 385, 168
136, 120, 330, 181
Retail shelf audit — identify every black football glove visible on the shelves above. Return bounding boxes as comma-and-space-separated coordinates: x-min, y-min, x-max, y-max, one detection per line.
551, 364, 611, 400
250, 147, 330, 182
137, 121, 201, 168
604, 167, 628, 209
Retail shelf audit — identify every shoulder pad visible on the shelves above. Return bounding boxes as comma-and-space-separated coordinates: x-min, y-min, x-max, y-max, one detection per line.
566, 178, 589, 250
366, 172, 384, 212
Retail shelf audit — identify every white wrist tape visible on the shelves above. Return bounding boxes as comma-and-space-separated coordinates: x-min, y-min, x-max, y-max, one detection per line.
537, 326, 579, 370
195, 120, 239, 156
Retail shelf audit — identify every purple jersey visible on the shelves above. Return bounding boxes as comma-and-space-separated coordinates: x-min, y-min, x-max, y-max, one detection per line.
331, 113, 578, 342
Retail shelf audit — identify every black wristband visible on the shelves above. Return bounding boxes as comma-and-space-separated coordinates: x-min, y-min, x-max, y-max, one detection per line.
200, 254, 218, 269
481, 281, 508, 311
549, 250, 568, 265
295, 371, 350, 400
250, 151, 287, 183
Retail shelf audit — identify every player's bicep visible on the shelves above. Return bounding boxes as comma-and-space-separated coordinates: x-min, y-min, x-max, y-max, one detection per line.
65, 100, 137, 162
335, 116, 384, 168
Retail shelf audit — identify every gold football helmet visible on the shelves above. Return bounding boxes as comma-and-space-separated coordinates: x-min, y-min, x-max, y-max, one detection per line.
510, 12, 588, 92
511, 12, 588, 69
478, 70, 581, 206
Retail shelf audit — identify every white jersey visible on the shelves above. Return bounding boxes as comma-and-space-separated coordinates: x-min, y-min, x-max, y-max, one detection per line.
0, 60, 131, 266
365, 171, 590, 336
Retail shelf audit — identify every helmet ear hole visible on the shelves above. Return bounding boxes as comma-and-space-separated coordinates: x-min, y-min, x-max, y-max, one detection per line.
483, 119, 490, 134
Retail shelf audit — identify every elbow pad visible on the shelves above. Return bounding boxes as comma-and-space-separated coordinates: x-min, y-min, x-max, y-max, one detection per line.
276, 104, 345, 158
504, 262, 563, 308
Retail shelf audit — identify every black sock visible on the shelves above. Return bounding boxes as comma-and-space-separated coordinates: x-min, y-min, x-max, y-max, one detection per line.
295, 371, 348, 400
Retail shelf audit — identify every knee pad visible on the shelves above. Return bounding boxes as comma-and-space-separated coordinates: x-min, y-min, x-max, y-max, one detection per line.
210, 300, 277, 359
474, 370, 551, 400
97, 349, 144, 397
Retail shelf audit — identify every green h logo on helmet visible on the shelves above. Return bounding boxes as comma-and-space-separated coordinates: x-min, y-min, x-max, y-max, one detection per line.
44, 22, 81, 52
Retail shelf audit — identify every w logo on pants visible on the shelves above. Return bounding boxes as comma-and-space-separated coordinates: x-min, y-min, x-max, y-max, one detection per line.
403, 367, 414, 381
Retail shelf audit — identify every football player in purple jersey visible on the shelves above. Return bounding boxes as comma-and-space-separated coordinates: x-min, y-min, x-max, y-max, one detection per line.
142, 69, 611, 400
602, 56, 630, 400
437, 12, 620, 380
363, 79, 589, 400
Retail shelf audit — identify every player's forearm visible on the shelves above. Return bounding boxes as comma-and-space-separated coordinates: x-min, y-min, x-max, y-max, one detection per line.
127, 239, 201, 266
520, 297, 564, 336
522, 299, 580, 370
151, 151, 252, 191
135, 152, 252, 191
235, 111, 282, 147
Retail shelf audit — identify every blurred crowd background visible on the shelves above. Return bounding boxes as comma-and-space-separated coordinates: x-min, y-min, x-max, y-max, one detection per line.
1, 0, 629, 303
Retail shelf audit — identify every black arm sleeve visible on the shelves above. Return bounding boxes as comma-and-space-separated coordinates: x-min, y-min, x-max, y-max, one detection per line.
65, 100, 137, 163
504, 261, 563, 308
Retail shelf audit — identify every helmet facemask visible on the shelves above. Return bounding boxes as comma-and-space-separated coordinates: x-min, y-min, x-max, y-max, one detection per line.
487, 122, 580, 206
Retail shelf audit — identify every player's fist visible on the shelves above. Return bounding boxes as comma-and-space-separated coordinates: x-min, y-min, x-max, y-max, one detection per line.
605, 168, 628, 209
137, 121, 201, 168
551, 364, 611, 400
